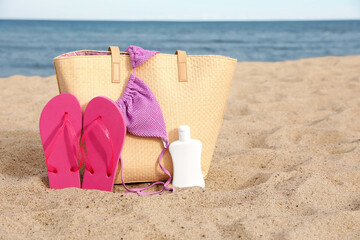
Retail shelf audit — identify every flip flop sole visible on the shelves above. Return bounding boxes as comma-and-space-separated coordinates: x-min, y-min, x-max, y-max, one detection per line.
81, 96, 126, 192
39, 93, 82, 189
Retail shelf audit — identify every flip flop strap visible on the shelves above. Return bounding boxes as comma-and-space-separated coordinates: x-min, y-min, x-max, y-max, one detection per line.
80, 117, 115, 176
45, 113, 81, 173
120, 142, 174, 195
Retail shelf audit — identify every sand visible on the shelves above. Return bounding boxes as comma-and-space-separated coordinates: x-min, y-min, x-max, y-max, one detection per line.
0, 55, 360, 239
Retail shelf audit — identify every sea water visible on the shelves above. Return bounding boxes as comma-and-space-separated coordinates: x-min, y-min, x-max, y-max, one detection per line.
0, 20, 359, 77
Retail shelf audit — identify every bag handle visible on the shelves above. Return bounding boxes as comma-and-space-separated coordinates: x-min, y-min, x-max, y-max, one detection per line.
108, 46, 121, 83
108, 46, 188, 83
175, 50, 188, 82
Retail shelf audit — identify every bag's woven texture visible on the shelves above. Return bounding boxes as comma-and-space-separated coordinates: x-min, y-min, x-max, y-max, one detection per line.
54, 51, 237, 184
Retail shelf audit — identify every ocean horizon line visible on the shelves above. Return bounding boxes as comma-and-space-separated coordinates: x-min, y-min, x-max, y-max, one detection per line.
1, 18, 360, 22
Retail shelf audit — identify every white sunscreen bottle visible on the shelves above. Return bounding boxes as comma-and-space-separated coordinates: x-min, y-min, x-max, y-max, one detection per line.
169, 125, 205, 188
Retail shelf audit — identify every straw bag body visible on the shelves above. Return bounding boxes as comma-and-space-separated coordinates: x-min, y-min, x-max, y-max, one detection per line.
53, 47, 237, 184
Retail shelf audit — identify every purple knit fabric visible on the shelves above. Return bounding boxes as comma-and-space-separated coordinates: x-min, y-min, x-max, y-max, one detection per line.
125, 45, 158, 68
116, 73, 168, 144
116, 46, 168, 144
115, 46, 173, 195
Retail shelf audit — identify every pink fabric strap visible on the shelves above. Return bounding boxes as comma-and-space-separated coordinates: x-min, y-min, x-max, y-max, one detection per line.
45, 112, 81, 173
81, 117, 115, 176
119, 141, 174, 195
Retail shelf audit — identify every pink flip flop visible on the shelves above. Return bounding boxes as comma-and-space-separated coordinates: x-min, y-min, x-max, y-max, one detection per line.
39, 93, 82, 189
81, 96, 126, 192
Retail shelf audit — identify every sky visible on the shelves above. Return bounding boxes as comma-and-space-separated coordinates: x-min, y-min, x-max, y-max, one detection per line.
0, 0, 359, 21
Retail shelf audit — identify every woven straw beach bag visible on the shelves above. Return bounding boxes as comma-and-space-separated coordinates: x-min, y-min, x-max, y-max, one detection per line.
53, 46, 237, 184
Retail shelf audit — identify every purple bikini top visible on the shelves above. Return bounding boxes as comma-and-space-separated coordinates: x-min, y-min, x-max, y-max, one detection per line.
116, 46, 174, 195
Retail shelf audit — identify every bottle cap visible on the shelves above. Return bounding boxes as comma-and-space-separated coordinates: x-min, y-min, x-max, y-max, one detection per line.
178, 125, 191, 141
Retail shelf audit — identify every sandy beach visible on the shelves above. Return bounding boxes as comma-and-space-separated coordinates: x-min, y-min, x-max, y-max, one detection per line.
1, 55, 360, 239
